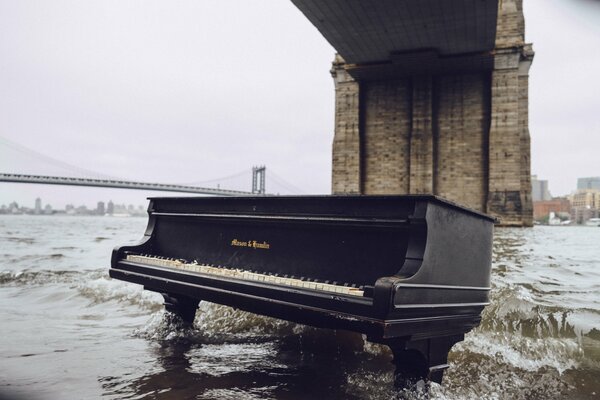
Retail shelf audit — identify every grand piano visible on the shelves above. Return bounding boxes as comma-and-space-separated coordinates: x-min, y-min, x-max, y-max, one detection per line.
110, 195, 494, 385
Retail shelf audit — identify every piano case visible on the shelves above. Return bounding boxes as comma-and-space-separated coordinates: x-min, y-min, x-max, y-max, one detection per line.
110, 195, 494, 385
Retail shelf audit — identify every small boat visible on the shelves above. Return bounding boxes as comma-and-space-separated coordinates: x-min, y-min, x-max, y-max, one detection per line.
585, 218, 600, 227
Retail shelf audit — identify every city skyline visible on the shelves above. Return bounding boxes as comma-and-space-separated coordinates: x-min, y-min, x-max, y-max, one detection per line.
1, 196, 147, 215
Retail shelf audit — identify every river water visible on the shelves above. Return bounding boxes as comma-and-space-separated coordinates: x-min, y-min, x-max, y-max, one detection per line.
0, 215, 598, 400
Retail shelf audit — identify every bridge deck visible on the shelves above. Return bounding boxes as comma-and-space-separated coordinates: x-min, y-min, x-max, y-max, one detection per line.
292, 0, 498, 78
0, 173, 254, 196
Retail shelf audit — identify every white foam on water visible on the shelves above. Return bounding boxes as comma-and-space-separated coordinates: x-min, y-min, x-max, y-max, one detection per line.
458, 331, 583, 373
187, 342, 285, 376
345, 369, 397, 400
75, 275, 163, 312
198, 387, 278, 400
194, 302, 297, 339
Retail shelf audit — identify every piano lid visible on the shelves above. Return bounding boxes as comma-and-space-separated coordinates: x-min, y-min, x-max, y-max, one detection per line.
290, 0, 499, 66
145, 194, 496, 222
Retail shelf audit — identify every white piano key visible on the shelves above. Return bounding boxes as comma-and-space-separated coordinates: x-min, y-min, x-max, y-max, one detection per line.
125, 254, 365, 297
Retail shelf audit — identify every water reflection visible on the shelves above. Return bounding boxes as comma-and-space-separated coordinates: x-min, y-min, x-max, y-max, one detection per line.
99, 312, 399, 400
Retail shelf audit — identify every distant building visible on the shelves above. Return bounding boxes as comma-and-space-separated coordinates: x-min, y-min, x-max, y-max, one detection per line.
533, 198, 571, 221
531, 175, 551, 202
570, 189, 600, 224
43, 204, 53, 215
572, 207, 599, 225
107, 200, 114, 215
76, 205, 89, 215
577, 177, 600, 191
97, 201, 106, 215
571, 190, 600, 209
9, 202, 20, 214
34, 198, 42, 215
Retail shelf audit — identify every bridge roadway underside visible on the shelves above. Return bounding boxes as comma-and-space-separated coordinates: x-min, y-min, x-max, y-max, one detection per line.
0, 173, 253, 196
292, 0, 533, 226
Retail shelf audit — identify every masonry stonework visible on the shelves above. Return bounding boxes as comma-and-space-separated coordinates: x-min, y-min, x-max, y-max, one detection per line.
331, 57, 361, 194
330, 0, 533, 226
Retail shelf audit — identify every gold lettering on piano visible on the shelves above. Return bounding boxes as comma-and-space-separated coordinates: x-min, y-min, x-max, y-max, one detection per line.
251, 240, 270, 249
230, 239, 270, 250
231, 239, 248, 247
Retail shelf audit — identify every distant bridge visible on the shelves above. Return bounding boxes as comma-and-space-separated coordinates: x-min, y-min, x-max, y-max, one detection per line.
0, 173, 258, 196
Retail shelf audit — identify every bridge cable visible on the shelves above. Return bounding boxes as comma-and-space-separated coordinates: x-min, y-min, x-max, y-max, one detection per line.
0, 136, 121, 180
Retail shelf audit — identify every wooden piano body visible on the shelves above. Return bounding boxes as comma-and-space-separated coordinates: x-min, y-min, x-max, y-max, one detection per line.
110, 195, 494, 385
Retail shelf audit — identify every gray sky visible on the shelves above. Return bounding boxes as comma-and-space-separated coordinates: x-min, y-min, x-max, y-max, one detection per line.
1, 0, 599, 209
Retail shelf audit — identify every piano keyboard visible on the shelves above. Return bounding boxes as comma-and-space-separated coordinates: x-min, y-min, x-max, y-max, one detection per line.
125, 254, 365, 297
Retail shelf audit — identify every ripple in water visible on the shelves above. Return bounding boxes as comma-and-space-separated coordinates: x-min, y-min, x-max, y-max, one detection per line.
1, 217, 599, 399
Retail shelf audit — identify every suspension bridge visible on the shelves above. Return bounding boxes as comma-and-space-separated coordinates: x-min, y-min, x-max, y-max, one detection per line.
0, 172, 260, 196
0, 137, 303, 196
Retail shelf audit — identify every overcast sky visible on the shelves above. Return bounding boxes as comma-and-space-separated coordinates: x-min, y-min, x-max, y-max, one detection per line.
1, 0, 599, 209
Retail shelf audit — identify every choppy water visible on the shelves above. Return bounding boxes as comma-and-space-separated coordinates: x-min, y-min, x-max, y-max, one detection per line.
0, 215, 598, 400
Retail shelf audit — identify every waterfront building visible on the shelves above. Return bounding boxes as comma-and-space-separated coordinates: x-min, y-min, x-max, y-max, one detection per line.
9, 202, 20, 214
577, 177, 600, 191
570, 189, 600, 224
34, 198, 42, 215
533, 198, 571, 221
107, 201, 114, 215
570, 190, 600, 209
97, 201, 106, 215
531, 176, 551, 202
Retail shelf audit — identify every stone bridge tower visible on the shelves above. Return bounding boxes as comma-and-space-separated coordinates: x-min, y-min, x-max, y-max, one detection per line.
293, 0, 534, 226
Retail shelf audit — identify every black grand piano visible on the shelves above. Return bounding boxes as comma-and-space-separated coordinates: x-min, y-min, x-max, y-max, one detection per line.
110, 195, 494, 385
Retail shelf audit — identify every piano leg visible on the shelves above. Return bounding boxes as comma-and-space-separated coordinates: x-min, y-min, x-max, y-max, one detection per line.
387, 334, 464, 391
162, 293, 200, 324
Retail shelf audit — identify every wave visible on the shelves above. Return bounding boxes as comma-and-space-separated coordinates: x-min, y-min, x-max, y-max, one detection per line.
75, 276, 163, 312
0, 269, 100, 286
133, 304, 297, 344
2, 236, 35, 245
0, 268, 163, 313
